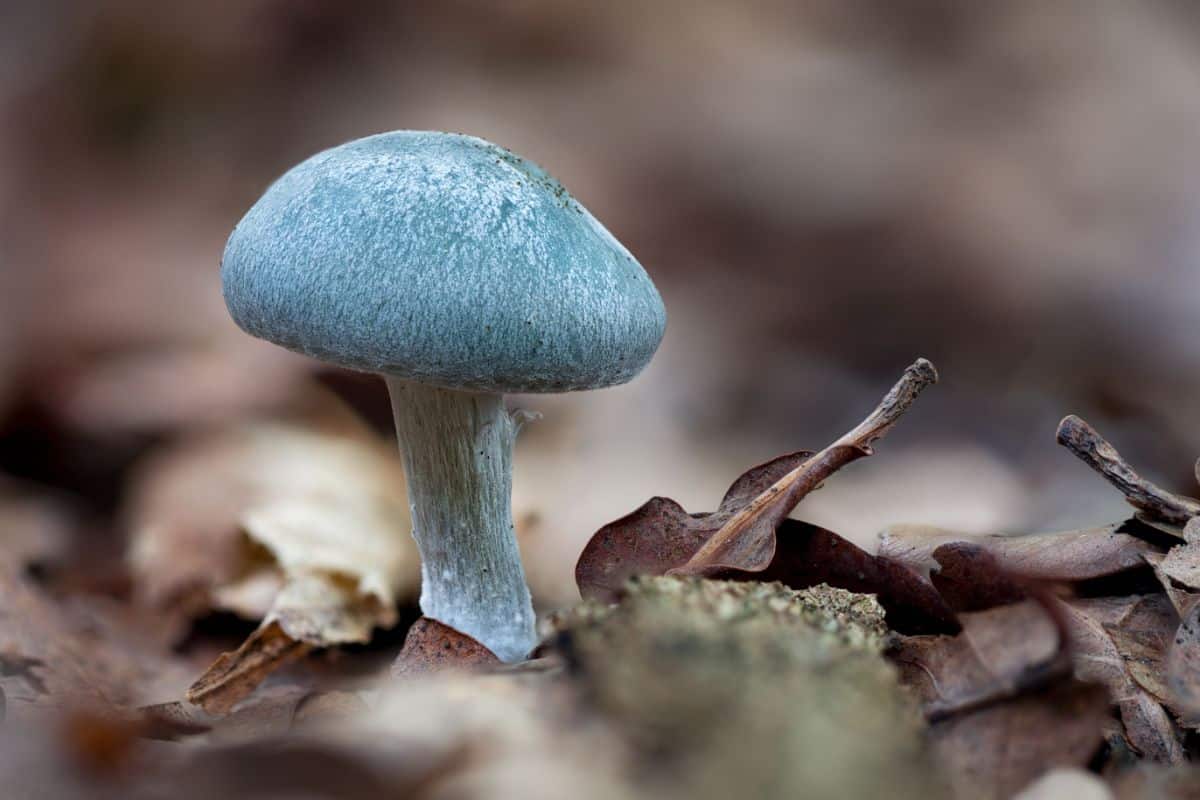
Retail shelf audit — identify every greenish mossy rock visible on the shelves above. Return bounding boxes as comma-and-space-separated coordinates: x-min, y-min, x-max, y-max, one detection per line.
554, 576, 946, 800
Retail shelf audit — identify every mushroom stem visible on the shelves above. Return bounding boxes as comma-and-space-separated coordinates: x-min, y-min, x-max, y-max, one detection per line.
385, 376, 537, 662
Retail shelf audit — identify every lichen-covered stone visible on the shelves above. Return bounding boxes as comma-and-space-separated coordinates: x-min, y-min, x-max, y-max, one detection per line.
554, 576, 945, 800
222, 130, 666, 393
553, 576, 889, 651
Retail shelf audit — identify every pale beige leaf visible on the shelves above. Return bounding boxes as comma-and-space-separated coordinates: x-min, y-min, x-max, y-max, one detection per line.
210, 569, 285, 620
127, 422, 419, 620
241, 497, 410, 613
267, 572, 392, 645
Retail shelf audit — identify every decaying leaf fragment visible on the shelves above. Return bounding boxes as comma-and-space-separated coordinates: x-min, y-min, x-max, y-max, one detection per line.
748, 520, 959, 633
126, 421, 420, 713
578, 486, 957, 632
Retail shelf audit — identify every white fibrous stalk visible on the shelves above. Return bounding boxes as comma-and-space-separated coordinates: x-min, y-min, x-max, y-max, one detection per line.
386, 377, 537, 661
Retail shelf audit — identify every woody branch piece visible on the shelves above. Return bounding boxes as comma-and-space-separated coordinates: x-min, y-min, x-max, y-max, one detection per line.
1056, 415, 1200, 529
674, 358, 938, 575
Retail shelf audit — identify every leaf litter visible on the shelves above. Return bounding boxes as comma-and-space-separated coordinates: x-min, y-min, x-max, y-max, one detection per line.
9, 358, 1200, 797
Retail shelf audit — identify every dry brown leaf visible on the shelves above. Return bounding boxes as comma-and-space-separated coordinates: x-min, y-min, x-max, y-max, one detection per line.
1165, 603, 1200, 726
575, 450, 959, 633
1102, 596, 1178, 705
928, 682, 1109, 800
575, 451, 812, 602
1144, 551, 1200, 619
921, 541, 1031, 612
892, 600, 1065, 720
1058, 597, 1184, 762
291, 690, 367, 728
141, 686, 365, 743
1158, 540, 1200, 592
879, 523, 1160, 584
186, 517, 413, 712
0, 565, 194, 720
577, 360, 938, 604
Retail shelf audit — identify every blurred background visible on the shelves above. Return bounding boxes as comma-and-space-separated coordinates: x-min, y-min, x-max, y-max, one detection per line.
2, 0, 1199, 608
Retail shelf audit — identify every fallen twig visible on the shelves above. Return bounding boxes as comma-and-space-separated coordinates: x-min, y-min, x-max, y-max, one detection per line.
1056, 415, 1200, 529
673, 358, 938, 575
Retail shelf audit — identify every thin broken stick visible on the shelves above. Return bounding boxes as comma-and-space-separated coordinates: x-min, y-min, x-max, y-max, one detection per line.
672, 358, 939, 576
1056, 415, 1200, 529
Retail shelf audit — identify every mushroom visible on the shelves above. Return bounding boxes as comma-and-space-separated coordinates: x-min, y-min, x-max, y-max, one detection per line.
221, 131, 666, 661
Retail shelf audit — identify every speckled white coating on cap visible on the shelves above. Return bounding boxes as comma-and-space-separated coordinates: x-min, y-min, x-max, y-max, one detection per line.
222, 131, 666, 393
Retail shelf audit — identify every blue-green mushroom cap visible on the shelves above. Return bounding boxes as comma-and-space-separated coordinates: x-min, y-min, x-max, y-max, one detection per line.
222, 131, 666, 393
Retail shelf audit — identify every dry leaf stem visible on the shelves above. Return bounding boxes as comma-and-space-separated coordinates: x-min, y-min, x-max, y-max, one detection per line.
677, 358, 938, 573
1056, 415, 1200, 527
